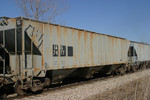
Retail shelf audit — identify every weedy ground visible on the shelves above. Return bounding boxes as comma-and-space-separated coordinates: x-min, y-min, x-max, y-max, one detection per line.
86, 75, 150, 100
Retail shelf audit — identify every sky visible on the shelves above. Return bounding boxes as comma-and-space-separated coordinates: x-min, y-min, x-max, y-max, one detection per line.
0, 0, 150, 43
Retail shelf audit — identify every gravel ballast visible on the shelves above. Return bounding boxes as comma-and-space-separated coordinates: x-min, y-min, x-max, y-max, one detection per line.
9, 69, 150, 100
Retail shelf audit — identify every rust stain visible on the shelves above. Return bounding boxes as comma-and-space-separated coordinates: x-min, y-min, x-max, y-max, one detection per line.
100, 35, 103, 65
41, 23, 43, 34
72, 29, 77, 68
25, 70, 28, 72
86, 32, 90, 65
42, 40, 44, 69
126, 40, 129, 61
105, 36, 107, 65
139, 44, 141, 57
77, 30, 81, 65
64, 27, 68, 69
109, 37, 112, 64
64, 27, 67, 35
32, 35, 36, 41
84, 31, 87, 45
34, 68, 41, 71
50, 25, 53, 69
57, 26, 60, 69
108, 37, 111, 64
11, 19, 16, 23
114, 38, 118, 64
84, 31, 87, 65
90, 32, 94, 65
64, 27, 67, 45
112, 38, 114, 64
78, 31, 81, 39
120, 40, 123, 62
42, 24, 44, 70
73, 65, 78, 68
57, 25, 60, 39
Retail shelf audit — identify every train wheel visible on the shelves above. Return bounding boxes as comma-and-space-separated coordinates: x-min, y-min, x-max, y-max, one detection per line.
31, 80, 44, 93
114, 67, 126, 75
114, 69, 120, 75
15, 83, 26, 96
131, 66, 136, 72
44, 78, 50, 88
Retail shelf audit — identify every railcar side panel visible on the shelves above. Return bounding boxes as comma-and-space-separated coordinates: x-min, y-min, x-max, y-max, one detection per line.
134, 43, 150, 62
2, 17, 150, 96
0, 18, 131, 78
23, 19, 130, 72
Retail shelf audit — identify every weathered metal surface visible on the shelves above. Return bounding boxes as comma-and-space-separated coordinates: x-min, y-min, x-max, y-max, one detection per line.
0, 17, 132, 78
133, 42, 150, 62
2, 17, 150, 96
22, 18, 131, 72
4, 17, 150, 81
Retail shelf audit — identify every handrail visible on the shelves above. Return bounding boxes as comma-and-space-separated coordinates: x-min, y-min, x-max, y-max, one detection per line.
0, 44, 9, 54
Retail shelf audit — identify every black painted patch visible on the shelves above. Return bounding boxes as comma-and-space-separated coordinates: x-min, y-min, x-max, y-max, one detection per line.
60, 45, 66, 56
68, 46, 73, 56
0, 31, 3, 44
53, 44, 59, 56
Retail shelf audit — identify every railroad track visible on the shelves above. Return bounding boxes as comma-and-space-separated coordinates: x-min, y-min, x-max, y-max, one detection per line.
5, 69, 146, 100
5, 75, 112, 100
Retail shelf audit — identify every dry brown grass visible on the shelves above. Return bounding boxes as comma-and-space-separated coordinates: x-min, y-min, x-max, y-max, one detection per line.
86, 75, 150, 100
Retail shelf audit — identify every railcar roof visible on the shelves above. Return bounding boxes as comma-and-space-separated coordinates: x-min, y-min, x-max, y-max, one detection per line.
11, 16, 127, 40
1, 16, 150, 46
131, 41, 150, 46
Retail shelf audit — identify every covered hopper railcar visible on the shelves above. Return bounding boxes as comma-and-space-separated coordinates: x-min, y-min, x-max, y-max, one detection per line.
0, 17, 150, 96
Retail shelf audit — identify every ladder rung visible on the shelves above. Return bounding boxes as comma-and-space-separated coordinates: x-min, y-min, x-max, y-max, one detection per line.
0, 56, 3, 61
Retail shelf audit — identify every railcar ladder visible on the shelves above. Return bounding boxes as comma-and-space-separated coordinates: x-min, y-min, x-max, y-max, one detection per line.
0, 44, 6, 76
0, 56, 4, 75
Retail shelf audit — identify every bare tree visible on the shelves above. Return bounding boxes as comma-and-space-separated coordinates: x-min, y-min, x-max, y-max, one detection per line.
15, 0, 67, 22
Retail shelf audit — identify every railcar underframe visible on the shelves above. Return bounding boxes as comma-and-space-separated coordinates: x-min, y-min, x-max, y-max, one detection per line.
0, 17, 150, 97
